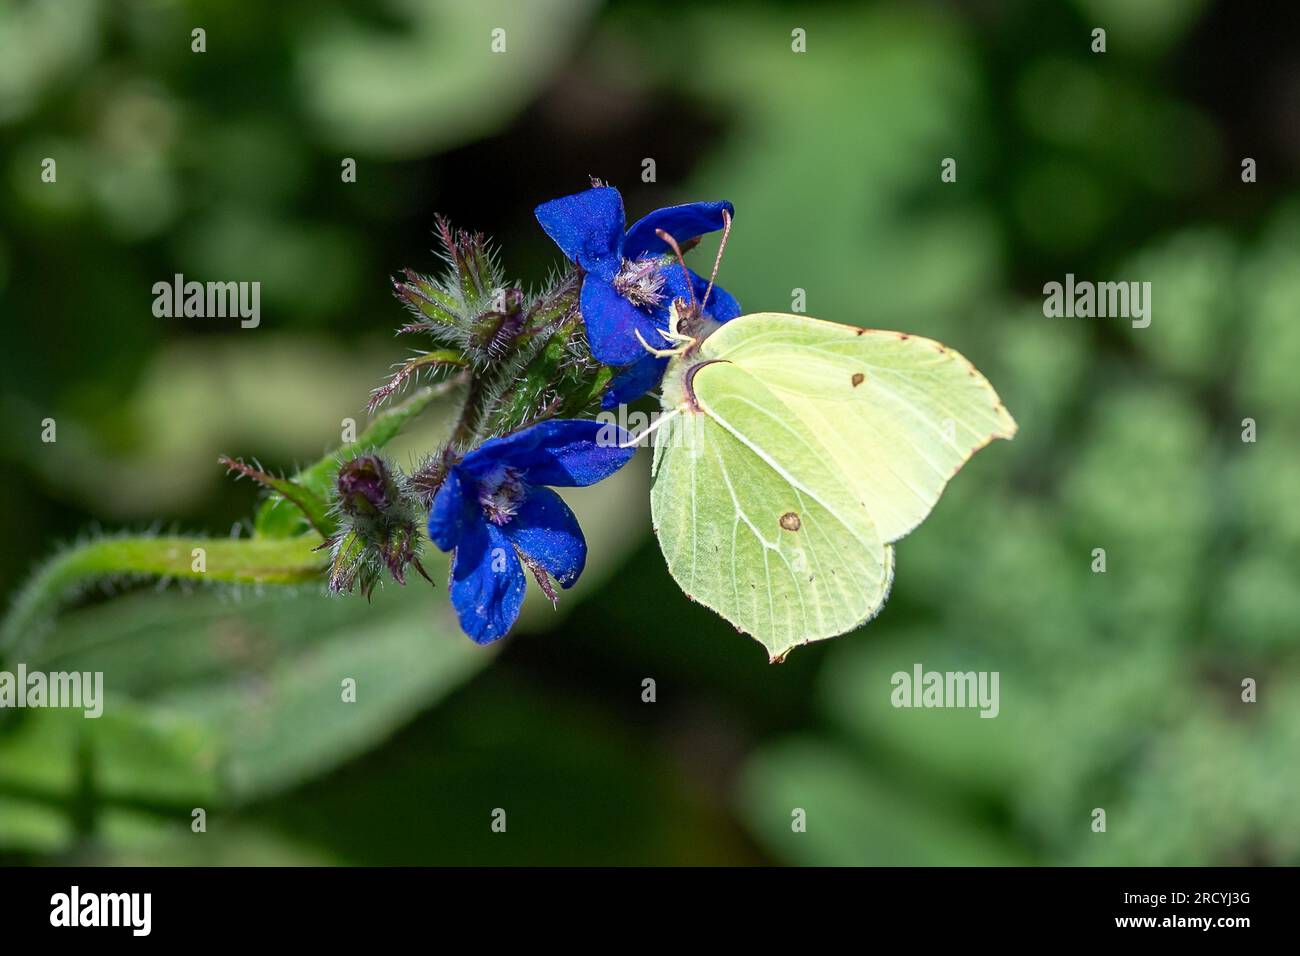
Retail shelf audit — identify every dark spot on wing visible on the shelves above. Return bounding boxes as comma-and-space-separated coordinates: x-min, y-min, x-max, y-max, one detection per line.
779, 512, 801, 531
851, 372, 865, 387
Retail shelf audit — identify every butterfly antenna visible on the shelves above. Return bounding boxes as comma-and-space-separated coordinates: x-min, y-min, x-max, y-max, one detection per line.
700, 208, 732, 314
654, 228, 697, 313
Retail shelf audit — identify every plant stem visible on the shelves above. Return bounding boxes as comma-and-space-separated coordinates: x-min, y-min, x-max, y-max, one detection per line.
1, 533, 325, 655
294, 375, 468, 497
448, 374, 485, 449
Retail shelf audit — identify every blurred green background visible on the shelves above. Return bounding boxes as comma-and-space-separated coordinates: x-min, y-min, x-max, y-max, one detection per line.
2, 0, 1298, 865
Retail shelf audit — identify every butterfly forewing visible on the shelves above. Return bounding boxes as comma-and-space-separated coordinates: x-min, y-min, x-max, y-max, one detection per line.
697, 312, 1018, 544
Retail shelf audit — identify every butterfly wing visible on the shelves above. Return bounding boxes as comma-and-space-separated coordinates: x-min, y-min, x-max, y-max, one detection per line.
651, 360, 893, 661
697, 312, 1017, 544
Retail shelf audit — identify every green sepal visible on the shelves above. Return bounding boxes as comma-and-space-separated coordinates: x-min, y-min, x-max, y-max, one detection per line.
254, 381, 455, 539
220, 457, 335, 539
485, 326, 606, 436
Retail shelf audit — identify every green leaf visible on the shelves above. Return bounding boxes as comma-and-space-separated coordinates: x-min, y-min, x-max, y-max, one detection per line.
367, 349, 467, 414
220, 457, 335, 539
0, 582, 486, 850
0, 705, 221, 854
154, 594, 486, 800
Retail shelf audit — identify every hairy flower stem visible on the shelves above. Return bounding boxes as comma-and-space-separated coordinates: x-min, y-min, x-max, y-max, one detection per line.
441, 275, 589, 456
450, 374, 487, 450
6, 213, 613, 649
0, 534, 326, 658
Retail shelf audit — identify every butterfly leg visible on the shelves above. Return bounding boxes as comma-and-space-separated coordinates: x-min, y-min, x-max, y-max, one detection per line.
634, 327, 689, 358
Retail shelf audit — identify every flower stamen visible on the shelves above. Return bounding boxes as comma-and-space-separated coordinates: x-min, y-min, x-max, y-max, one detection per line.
477, 465, 527, 525
612, 256, 667, 308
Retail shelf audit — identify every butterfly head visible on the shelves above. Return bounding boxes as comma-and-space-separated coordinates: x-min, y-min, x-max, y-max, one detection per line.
642, 207, 734, 361
633, 300, 698, 359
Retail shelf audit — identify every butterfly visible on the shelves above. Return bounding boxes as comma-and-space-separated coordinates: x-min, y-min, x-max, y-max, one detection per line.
638, 222, 1017, 662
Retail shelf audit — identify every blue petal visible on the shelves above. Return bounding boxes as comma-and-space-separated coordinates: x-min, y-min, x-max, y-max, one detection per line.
623, 200, 734, 260
427, 466, 470, 551
463, 418, 636, 488
602, 354, 668, 408
657, 258, 696, 310
503, 487, 586, 588
534, 187, 625, 280
581, 276, 663, 367
449, 518, 526, 644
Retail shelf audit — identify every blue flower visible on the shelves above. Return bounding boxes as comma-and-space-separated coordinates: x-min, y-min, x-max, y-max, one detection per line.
600, 259, 743, 407
428, 418, 635, 644
534, 187, 740, 384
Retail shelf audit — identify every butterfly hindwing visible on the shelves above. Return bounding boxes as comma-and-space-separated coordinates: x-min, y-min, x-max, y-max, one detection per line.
651, 359, 893, 661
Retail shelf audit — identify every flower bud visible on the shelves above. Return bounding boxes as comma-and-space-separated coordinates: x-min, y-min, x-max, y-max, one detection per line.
327, 454, 432, 597
337, 455, 393, 518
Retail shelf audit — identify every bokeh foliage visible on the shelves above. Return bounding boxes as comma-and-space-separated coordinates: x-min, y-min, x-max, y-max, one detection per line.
1, 0, 1297, 864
